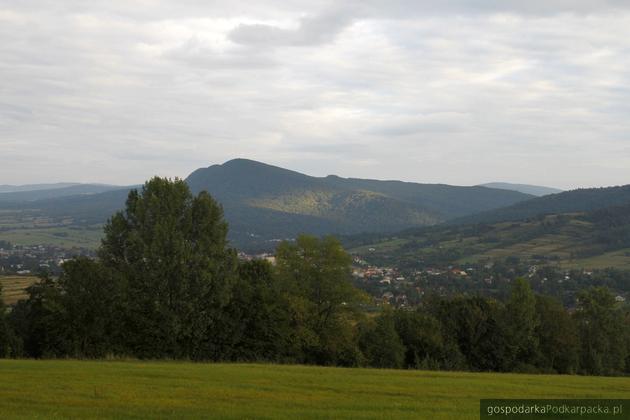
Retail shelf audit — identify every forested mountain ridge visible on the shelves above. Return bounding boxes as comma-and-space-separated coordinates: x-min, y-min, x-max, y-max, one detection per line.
185, 159, 532, 247
453, 185, 630, 226
0, 159, 533, 250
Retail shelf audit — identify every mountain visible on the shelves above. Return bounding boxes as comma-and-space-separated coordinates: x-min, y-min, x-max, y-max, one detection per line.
0, 183, 81, 193
479, 182, 562, 197
185, 159, 532, 247
454, 185, 630, 226
0, 184, 127, 203
0, 159, 533, 250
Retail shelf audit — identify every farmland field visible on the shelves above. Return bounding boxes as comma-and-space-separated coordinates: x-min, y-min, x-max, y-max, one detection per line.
0, 226, 102, 249
0, 276, 38, 305
0, 360, 629, 419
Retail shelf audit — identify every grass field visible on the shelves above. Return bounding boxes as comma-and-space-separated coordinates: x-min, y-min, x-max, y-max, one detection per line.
0, 360, 629, 419
0, 276, 38, 305
0, 226, 102, 249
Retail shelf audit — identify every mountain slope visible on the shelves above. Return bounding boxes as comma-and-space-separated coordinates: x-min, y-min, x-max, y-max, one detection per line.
454, 185, 630, 226
479, 182, 562, 197
347, 202, 630, 270
325, 176, 531, 219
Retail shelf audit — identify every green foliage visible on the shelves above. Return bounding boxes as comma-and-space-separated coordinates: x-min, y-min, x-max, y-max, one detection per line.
392, 309, 462, 369
99, 177, 238, 359
222, 259, 292, 361
503, 278, 539, 370
574, 287, 629, 375
275, 235, 365, 365
430, 296, 509, 371
57, 258, 125, 357
359, 309, 406, 369
535, 295, 579, 374
8, 260, 124, 358
10, 274, 68, 358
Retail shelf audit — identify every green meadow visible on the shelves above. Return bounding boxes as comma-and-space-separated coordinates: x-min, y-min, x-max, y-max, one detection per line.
1, 360, 629, 419
0, 226, 102, 249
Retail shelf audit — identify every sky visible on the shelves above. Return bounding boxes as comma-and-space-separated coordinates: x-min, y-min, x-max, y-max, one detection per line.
1, 1, 630, 189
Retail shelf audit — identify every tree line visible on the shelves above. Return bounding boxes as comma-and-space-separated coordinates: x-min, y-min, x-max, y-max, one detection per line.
1, 178, 629, 375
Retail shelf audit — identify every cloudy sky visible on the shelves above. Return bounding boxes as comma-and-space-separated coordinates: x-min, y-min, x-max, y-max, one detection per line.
2, 1, 630, 189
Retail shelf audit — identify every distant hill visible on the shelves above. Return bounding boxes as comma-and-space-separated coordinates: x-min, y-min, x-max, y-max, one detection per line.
0, 184, 127, 203
454, 185, 630, 226
479, 182, 562, 197
0, 159, 533, 250
0, 188, 136, 223
0, 183, 81, 193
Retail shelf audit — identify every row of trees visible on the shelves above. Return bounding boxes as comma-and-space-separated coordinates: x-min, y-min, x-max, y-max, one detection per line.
362, 282, 630, 376
1, 178, 629, 375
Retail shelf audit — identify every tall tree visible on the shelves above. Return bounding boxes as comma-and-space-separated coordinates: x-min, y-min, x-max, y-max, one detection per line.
431, 296, 508, 371
11, 274, 67, 358
275, 235, 366, 365
534, 295, 579, 374
504, 278, 540, 370
99, 177, 237, 359
222, 259, 292, 361
574, 287, 628, 375
359, 309, 405, 369
57, 258, 125, 358
393, 309, 461, 369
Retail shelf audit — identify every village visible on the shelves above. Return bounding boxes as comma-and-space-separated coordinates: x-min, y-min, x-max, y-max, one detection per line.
1, 243, 627, 310
0, 242, 94, 276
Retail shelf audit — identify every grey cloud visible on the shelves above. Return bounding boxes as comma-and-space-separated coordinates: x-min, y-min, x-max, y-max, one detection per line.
7, 1, 630, 20
228, 11, 353, 46
165, 37, 277, 69
354, 0, 630, 17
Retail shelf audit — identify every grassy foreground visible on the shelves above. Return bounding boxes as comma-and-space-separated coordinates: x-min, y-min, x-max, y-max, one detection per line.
1, 360, 629, 419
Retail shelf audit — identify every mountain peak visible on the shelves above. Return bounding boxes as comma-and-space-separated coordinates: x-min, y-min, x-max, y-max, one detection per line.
221, 158, 267, 168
